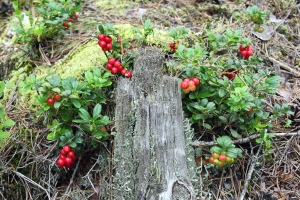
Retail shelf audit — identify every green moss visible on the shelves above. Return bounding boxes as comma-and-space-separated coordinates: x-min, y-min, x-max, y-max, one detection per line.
95, 0, 132, 10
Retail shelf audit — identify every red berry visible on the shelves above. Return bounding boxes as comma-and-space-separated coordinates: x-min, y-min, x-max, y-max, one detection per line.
114, 61, 121, 68
53, 94, 61, 101
246, 46, 253, 51
64, 157, 73, 166
98, 40, 107, 48
117, 39, 121, 43
183, 78, 190, 83
63, 23, 70, 29
247, 108, 253, 114
125, 71, 132, 78
228, 74, 236, 80
117, 65, 124, 72
106, 63, 113, 70
60, 149, 67, 156
73, 13, 79, 20
189, 85, 196, 91
121, 69, 127, 75
101, 47, 107, 51
67, 151, 77, 161
63, 145, 71, 154
46, 98, 55, 105
239, 45, 246, 51
217, 162, 224, 167
219, 154, 226, 161
180, 81, 189, 89
209, 157, 214, 163
65, 18, 73, 22
106, 43, 112, 50
192, 77, 200, 85
213, 159, 219, 165
172, 48, 177, 53
56, 158, 65, 167
188, 80, 195, 87
212, 153, 219, 159
98, 34, 105, 41
111, 67, 118, 74
246, 50, 253, 57
170, 43, 175, 49
108, 58, 116, 65
104, 36, 112, 43
182, 88, 190, 94
226, 157, 233, 163
240, 50, 247, 57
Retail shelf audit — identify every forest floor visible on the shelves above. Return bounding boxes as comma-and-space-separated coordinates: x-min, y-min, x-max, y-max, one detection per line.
0, 0, 300, 199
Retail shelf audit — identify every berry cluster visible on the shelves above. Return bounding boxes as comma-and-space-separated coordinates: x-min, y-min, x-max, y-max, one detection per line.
106, 58, 132, 78
98, 34, 113, 52
46, 94, 61, 105
169, 42, 178, 53
209, 152, 234, 167
221, 68, 239, 80
63, 13, 79, 29
239, 45, 253, 60
56, 145, 77, 168
180, 77, 200, 94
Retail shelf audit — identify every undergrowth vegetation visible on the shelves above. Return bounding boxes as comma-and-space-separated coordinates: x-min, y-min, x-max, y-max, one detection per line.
0, 0, 299, 199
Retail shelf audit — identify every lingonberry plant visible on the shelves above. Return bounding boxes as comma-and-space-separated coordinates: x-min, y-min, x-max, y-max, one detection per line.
0, 81, 15, 144
166, 26, 293, 158
246, 5, 267, 33
12, 0, 83, 46
19, 67, 112, 149
97, 23, 133, 78
209, 136, 242, 167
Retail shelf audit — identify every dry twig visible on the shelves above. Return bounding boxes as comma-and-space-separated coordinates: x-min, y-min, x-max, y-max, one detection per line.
190, 131, 300, 147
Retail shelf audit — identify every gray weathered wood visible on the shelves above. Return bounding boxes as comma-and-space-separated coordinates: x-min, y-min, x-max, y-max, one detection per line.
113, 47, 195, 200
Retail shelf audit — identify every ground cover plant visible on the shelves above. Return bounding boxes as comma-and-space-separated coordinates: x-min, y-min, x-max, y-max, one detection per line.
0, 0, 300, 199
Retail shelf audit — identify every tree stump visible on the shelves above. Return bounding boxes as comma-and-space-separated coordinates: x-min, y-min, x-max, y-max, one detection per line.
113, 47, 196, 200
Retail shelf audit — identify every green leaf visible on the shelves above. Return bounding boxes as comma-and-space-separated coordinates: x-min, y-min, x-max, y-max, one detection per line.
74, 137, 83, 144
71, 99, 81, 108
203, 123, 211, 129
72, 119, 88, 124
93, 104, 102, 119
93, 130, 108, 139
0, 108, 5, 119
218, 116, 228, 124
210, 146, 222, 154
230, 128, 240, 138
60, 136, 68, 143
47, 74, 61, 87
131, 26, 141, 34
46, 132, 58, 140
0, 81, 5, 93
144, 19, 151, 29
217, 136, 233, 149
0, 131, 10, 139
85, 71, 93, 83
96, 116, 110, 126
69, 142, 77, 148
98, 24, 105, 33
54, 101, 61, 109
78, 108, 91, 121
2, 120, 15, 128
65, 131, 74, 139
218, 89, 227, 98
206, 102, 215, 109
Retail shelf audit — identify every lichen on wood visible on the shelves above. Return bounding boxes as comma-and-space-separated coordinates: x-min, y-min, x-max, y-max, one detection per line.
114, 47, 196, 199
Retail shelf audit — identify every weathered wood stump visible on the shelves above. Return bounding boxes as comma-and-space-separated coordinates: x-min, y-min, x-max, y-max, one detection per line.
113, 47, 196, 200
